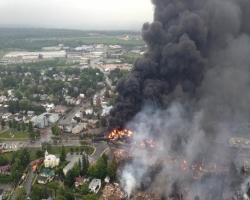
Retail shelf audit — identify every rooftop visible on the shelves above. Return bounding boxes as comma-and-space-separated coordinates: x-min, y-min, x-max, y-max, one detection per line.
40, 168, 55, 176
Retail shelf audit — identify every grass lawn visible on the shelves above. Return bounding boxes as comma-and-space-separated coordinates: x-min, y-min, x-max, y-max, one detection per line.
0, 129, 29, 141
2, 145, 94, 162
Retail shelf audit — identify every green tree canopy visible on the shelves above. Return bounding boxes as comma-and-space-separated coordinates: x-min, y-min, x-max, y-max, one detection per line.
107, 157, 117, 181
83, 194, 99, 200
81, 183, 89, 195
60, 145, 66, 161
15, 187, 27, 200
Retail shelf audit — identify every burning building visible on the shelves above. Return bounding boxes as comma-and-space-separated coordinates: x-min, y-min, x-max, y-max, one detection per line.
107, 0, 250, 199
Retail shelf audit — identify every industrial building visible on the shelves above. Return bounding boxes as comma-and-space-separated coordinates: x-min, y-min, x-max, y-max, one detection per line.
4, 51, 66, 59
34, 113, 59, 128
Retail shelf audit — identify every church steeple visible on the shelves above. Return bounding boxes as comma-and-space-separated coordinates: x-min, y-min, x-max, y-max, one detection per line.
45, 150, 49, 157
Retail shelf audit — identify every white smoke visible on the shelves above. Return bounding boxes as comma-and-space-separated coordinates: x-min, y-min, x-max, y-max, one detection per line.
121, 170, 136, 197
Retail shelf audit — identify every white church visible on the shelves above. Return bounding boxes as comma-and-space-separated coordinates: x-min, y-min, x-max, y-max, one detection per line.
44, 150, 60, 168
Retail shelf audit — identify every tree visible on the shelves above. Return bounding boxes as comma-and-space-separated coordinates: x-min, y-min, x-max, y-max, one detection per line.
64, 170, 75, 187
17, 123, 20, 131
60, 145, 66, 161
81, 183, 89, 195
86, 88, 94, 98
83, 194, 98, 200
13, 119, 17, 129
47, 181, 59, 191
51, 124, 61, 136
8, 120, 13, 128
36, 150, 44, 158
1, 119, 5, 128
21, 122, 26, 132
102, 154, 108, 167
70, 147, 74, 155
27, 121, 33, 133
82, 154, 89, 176
10, 158, 22, 184
56, 195, 67, 200
30, 184, 46, 200
95, 156, 107, 179
87, 165, 97, 178
41, 142, 52, 151
29, 131, 35, 140
78, 158, 82, 170
107, 157, 117, 180
15, 187, 27, 200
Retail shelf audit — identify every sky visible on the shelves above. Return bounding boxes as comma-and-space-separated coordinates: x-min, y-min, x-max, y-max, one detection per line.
0, 0, 154, 30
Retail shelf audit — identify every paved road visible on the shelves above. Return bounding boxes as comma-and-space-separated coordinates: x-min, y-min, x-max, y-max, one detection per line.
23, 168, 33, 193
91, 141, 109, 160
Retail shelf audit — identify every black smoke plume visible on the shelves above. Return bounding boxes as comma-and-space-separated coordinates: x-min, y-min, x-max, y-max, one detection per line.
108, 0, 250, 131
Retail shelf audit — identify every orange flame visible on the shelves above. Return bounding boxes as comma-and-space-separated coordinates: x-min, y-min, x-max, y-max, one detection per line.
108, 129, 133, 140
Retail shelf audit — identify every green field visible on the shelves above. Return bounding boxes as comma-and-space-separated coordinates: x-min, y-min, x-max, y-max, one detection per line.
0, 129, 29, 141
2, 145, 94, 161
28, 36, 145, 46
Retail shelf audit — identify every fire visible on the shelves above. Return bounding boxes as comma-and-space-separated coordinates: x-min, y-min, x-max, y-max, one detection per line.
108, 129, 133, 140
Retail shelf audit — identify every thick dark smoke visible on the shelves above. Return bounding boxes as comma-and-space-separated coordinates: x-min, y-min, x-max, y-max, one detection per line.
109, 0, 250, 131
108, 0, 250, 198
109, 0, 209, 129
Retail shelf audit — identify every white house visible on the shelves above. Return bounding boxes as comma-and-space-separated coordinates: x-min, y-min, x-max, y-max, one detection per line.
2, 113, 12, 120
46, 103, 55, 112
27, 111, 35, 116
44, 150, 60, 168
85, 108, 93, 115
89, 179, 101, 194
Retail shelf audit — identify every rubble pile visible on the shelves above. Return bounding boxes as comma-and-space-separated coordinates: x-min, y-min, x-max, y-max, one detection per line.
135, 191, 157, 200
101, 184, 124, 200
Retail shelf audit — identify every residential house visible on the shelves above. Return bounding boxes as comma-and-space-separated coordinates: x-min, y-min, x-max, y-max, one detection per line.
65, 96, 74, 105
75, 98, 81, 105
40, 94, 48, 101
46, 103, 55, 112
27, 111, 35, 116
87, 119, 99, 129
75, 111, 82, 118
37, 168, 55, 184
72, 123, 86, 134
0, 96, 7, 103
75, 177, 85, 188
2, 113, 12, 120
101, 106, 113, 117
54, 105, 68, 115
85, 108, 93, 115
14, 115, 25, 122
89, 179, 101, 194
93, 95, 101, 106
47, 94, 54, 102
44, 150, 60, 168
79, 94, 85, 99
